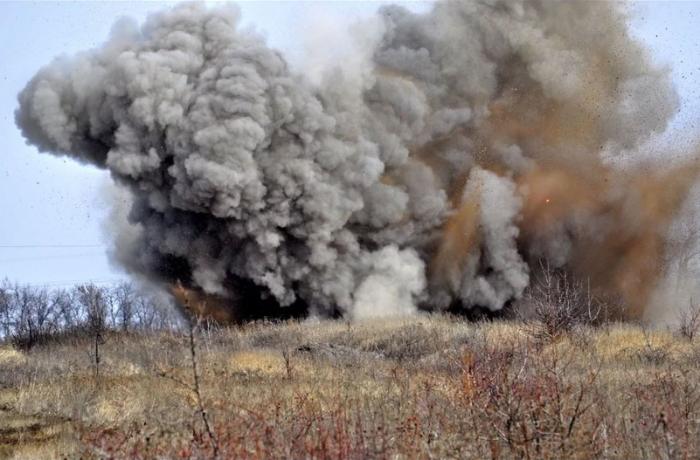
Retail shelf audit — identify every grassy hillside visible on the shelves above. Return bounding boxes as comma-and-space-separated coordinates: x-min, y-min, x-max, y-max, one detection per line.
1, 316, 700, 459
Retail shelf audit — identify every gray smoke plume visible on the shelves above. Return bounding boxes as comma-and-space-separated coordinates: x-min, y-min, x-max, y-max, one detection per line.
16, 1, 692, 321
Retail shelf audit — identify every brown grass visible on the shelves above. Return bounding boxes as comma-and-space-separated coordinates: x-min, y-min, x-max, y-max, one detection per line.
1, 316, 700, 458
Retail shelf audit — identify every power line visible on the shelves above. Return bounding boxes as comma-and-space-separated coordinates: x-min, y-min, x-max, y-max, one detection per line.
0, 244, 106, 248
38, 278, 127, 288
0, 252, 106, 264
2, 277, 129, 289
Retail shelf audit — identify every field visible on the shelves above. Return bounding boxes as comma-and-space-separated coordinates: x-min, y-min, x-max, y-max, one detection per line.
1, 315, 700, 459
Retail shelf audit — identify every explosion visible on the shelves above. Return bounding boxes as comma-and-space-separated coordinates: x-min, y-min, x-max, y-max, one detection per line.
15, 1, 698, 322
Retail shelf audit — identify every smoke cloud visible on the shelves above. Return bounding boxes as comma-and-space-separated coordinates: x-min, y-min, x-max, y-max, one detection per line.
15, 1, 698, 321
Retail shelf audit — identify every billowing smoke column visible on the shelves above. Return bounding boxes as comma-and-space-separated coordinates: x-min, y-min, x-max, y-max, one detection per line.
16, 1, 696, 321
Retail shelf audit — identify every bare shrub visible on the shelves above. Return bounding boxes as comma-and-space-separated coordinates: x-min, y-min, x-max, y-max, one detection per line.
519, 263, 604, 342
630, 326, 670, 365
677, 299, 700, 341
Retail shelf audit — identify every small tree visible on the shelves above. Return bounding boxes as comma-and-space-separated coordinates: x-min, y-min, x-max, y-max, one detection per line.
0, 279, 13, 339
112, 282, 136, 332
75, 284, 108, 384
677, 299, 700, 341
50, 288, 77, 332
519, 263, 603, 342
134, 294, 159, 331
9, 284, 58, 349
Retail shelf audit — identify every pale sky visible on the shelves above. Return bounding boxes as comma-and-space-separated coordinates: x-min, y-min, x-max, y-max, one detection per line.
0, 1, 698, 288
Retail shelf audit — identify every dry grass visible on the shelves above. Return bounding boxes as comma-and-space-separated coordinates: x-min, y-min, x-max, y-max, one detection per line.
0, 346, 26, 366
1, 315, 700, 458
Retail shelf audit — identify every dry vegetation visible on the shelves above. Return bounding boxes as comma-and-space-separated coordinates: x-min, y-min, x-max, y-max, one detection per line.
1, 315, 700, 459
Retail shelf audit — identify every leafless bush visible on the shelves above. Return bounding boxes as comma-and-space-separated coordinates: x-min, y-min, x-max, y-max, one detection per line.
458, 343, 605, 458
519, 263, 605, 342
109, 282, 136, 332
677, 299, 700, 341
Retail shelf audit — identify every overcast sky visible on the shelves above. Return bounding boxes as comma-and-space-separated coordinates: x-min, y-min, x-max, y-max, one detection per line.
1, 1, 699, 288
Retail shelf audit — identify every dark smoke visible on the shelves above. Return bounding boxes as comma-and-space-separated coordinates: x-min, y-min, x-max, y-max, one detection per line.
16, 1, 697, 322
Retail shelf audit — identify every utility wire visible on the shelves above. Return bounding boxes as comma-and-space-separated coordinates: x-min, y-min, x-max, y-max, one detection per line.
0, 252, 106, 264
2, 278, 128, 289
37, 278, 127, 288
0, 244, 106, 248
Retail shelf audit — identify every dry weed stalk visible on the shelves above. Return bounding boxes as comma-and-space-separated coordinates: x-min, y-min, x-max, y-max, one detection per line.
282, 348, 294, 380
156, 282, 220, 458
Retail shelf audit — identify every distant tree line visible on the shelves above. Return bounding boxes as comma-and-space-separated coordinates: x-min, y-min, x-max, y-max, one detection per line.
0, 280, 183, 348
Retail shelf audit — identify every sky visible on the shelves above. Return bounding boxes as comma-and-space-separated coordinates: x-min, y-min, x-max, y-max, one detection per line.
0, 0, 698, 288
